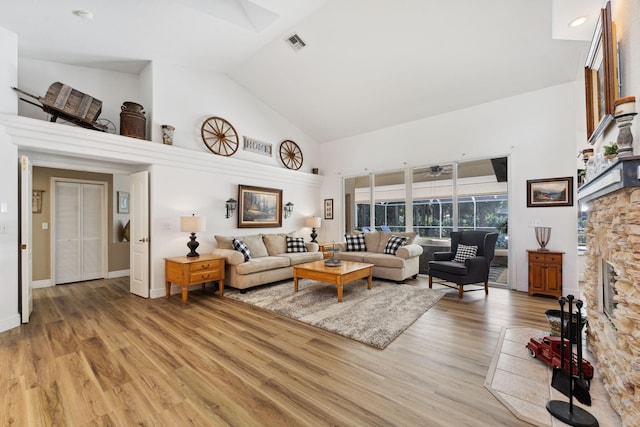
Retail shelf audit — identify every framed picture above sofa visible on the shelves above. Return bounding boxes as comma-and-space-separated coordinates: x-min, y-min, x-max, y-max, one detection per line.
238, 185, 282, 228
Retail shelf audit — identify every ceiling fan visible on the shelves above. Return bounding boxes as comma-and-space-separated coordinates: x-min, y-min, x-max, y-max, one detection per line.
428, 165, 453, 177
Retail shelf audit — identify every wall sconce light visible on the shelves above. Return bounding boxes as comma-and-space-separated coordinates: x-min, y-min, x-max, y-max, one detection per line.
180, 214, 205, 257
284, 202, 294, 219
305, 216, 321, 243
225, 198, 237, 218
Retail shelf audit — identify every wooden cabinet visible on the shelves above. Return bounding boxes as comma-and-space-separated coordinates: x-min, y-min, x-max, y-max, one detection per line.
165, 254, 225, 304
527, 250, 563, 297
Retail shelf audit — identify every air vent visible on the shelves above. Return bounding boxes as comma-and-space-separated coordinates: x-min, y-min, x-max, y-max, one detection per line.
285, 34, 306, 51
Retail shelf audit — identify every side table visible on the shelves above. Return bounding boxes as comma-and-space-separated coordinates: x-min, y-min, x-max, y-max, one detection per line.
165, 254, 225, 304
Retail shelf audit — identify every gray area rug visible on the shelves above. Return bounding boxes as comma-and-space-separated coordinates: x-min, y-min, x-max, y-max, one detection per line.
225, 279, 445, 349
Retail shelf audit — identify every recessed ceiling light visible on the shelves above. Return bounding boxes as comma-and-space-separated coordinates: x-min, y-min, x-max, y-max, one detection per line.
569, 16, 587, 27
72, 10, 94, 21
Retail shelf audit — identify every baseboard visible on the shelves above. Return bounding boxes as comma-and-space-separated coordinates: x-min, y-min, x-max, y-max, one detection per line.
32, 279, 52, 288
108, 270, 130, 278
0, 314, 21, 333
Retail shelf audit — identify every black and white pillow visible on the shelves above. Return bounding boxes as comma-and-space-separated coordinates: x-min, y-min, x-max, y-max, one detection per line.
383, 235, 407, 255
233, 238, 252, 261
286, 236, 307, 253
453, 243, 478, 263
345, 234, 367, 252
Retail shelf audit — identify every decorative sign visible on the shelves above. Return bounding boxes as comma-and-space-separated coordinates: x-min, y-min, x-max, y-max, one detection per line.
243, 136, 272, 156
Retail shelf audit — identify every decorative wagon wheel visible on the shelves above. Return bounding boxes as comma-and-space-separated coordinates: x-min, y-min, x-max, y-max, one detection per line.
279, 140, 303, 170
201, 116, 239, 156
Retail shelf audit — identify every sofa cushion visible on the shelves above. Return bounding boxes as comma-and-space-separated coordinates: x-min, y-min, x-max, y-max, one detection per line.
377, 231, 417, 252
280, 252, 323, 265
363, 253, 406, 268
263, 233, 287, 255
383, 235, 407, 255
243, 235, 269, 258
336, 252, 365, 262
363, 232, 381, 253
453, 243, 478, 263
236, 256, 290, 275
286, 236, 307, 253
232, 238, 251, 261
345, 234, 367, 251
215, 235, 235, 249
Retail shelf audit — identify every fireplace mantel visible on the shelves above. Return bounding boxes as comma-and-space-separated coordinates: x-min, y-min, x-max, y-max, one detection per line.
577, 155, 640, 204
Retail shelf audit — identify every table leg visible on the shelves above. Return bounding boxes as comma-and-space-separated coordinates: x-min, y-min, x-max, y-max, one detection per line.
218, 279, 224, 297
294, 275, 299, 292
166, 281, 170, 298
367, 271, 372, 290
181, 285, 188, 305
337, 284, 343, 302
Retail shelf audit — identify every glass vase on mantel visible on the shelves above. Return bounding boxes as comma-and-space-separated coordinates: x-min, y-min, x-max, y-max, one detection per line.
614, 96, 637, 158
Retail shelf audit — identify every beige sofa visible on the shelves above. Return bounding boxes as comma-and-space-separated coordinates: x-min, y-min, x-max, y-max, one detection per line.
334, 231, 423, 281
211, 233, 323, 290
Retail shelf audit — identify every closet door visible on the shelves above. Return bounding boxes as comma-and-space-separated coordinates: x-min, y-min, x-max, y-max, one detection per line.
55, 181, 105, 284
81, 184, 104, 281
55, 182, 82, 284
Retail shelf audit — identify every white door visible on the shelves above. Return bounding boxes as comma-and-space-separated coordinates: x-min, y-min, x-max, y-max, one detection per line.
54, 181, 106, 284
20, 155, 33, 323
129, 171, 149, 298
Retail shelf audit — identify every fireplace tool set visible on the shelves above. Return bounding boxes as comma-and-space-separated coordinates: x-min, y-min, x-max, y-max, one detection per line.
546, 295, 598, 427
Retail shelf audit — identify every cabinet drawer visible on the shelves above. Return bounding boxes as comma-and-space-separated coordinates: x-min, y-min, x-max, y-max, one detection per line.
190, 269, 220, 283
191, 260, 220, 271
545, 254, 562, 264
529, 253, 545, 262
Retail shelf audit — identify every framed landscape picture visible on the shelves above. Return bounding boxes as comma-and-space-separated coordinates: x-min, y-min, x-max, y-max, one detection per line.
527, 177, 573, 207
238, 185, 282, 228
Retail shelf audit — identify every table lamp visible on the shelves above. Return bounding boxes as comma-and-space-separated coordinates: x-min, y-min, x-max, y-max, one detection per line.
180, 214, 205, 257
305, 216, 321, 243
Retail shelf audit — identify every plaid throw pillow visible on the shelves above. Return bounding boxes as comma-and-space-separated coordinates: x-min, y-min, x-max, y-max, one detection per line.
345, 234, 367, 252
383, 235, 407, 255
453, 243, 478, 263
232, 238, 252, 261
286, 236, 307, 253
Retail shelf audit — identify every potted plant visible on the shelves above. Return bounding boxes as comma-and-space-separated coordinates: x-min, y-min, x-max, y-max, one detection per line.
603, 142, 618, 159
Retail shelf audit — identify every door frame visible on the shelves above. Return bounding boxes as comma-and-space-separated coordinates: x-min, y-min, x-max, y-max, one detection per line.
50, 177, 108, 285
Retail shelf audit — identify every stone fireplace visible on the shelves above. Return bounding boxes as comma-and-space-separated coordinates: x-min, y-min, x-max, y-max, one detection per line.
580, 158, 640, 425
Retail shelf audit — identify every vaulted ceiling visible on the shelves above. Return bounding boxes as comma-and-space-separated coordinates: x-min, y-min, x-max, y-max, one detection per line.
0, 0, 603, 142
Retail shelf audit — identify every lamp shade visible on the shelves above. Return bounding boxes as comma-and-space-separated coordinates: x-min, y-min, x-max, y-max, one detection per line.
305, 216, 321, 228
180, 215, 205, 233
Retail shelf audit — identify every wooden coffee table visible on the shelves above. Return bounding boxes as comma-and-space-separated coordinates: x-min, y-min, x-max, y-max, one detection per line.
293, 260, 374, 302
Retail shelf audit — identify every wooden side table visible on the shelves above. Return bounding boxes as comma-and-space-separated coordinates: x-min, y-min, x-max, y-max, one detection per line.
318, 242, 335, 259
165, 254, 225, 304
527, 250, 563, 298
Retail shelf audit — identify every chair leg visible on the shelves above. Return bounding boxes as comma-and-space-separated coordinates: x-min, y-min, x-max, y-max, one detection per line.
428, 275, 433, 289
458, 285, 464, 299
484, 280, 489, 295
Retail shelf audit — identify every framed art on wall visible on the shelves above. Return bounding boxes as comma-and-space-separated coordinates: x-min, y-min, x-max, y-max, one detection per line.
117, 191, 129, 214
526, 177, 573, 207
238, 185, 282, 228
585, 1, 618, 144
32, 190, 44, 213
324, 199, 334, 220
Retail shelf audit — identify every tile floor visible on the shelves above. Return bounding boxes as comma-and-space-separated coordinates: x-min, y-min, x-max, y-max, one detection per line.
485, 327, 621, 427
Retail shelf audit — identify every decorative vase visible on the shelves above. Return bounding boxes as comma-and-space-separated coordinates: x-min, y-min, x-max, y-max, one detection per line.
120, 102, 146, 140
535, 226, 551, 251
161, 125, 175, 145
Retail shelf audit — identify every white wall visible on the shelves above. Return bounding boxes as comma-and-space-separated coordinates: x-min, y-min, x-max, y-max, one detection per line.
0, 26, 19, 331
320, 82, 580, 295
17, 58, 143, 135
150, 63, 320, 173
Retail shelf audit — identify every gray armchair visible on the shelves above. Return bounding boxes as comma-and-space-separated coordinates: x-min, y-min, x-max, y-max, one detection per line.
428, 231, 499, 298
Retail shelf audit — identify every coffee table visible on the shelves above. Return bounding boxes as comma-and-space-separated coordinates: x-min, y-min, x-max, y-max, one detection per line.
293, 260, 374, 302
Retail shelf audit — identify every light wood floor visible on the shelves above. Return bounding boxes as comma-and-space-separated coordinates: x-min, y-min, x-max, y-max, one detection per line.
0, 277, 560, 426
